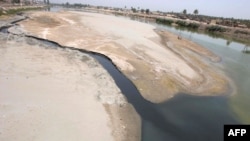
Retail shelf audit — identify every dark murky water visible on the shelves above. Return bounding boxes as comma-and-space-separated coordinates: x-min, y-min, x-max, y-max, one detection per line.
92, 51, 240, 141
92, 15, 248, 140
0, 26, 9, 33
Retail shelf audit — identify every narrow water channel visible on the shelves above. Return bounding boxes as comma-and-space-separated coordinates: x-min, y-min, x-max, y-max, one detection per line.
0, 26, 9, 33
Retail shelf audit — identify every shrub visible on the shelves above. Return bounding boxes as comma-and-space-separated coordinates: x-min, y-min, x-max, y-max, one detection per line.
176, 20, 186, 26
175, 20, 199, 29
206, 26, 227, 32
156, 18, 174, 25
187, 23, 199, 29
235, 30, 250, 35
0, 10, 3, 16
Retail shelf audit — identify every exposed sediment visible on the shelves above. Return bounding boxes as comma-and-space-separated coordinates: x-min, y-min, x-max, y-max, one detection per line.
0, 19, 140, 141
1, 10, 235, 141
18, 11, 234, 103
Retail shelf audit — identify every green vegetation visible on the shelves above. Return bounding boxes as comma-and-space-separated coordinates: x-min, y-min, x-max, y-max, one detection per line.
12, 0, 20, 3
235, 30, 250, 35
131, 7, 137, 13
188, 23, 200, 29
140, 9, 145, 13
63, 2, 89, 8
175, 20, 200, 29
0, 7, 43, 16
156, 18, 174, 25
206, 25, 227, 32
155, 18, 199, 30
193, 9, 198, 15
182, 9, 187, 15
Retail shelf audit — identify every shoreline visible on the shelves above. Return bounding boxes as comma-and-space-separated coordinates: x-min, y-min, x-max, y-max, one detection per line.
94, 8, 250, 46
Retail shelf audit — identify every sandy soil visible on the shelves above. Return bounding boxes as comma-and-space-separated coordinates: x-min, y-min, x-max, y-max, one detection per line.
18, 11, 233, 103
0, 33, 140, 141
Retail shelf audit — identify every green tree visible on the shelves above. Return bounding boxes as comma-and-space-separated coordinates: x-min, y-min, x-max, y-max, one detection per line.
12, 0, 20, 3
183, 9, 187, 14
131, 7, 137, 13
66, 2, 69, 7
146, 9, 150, 14
141, 9, 145, 13
194, 9, 198, 15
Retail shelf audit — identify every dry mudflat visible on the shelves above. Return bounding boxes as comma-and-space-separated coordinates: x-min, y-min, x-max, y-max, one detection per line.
19, 11, 233, 103
0, 10, 234, 141
0, 30, 140, 140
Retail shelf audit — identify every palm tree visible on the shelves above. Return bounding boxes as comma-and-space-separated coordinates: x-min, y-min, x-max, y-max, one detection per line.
183, 9, 187, 15
194, 9, 198, 15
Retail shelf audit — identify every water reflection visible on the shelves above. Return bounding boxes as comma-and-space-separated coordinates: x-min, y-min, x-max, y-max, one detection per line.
45, 6, 62, 12
226, 40, 232, 46
243, 45, 250, 53
44, 6, 50, 11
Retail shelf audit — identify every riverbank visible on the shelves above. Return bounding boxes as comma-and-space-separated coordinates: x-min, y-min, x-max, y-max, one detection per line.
18, 11, 234, 103
0, 4, 46, 16
108, 10, 250, 45
0, 18, 140, 141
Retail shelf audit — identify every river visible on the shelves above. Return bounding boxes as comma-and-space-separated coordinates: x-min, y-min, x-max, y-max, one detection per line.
34, 11, 250, 140
156, 24, 250, 121
115, 14, 249, 140
91, 17, 249, 140
2, 10, 250, 140
142, 23, 250, 141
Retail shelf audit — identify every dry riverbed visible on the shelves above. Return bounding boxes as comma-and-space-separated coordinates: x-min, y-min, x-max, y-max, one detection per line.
19, 11, 233, 103
0, 10, 234, 141
0, 30, 140, 140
